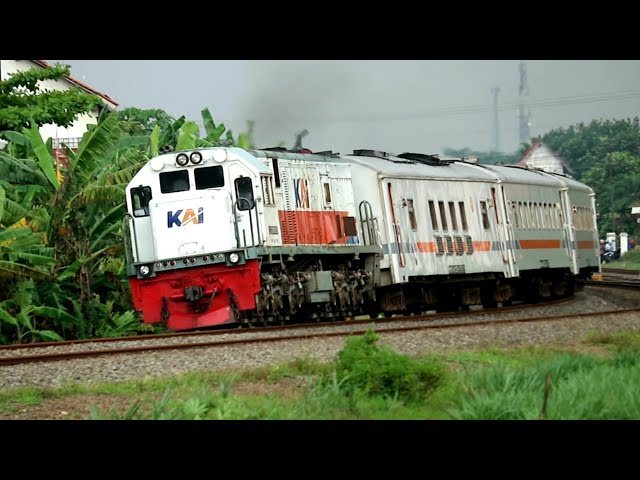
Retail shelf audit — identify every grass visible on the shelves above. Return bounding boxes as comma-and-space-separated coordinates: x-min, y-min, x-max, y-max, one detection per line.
447, 351, 640, 419
2, 330, 640, 419
605, 248, 640, 269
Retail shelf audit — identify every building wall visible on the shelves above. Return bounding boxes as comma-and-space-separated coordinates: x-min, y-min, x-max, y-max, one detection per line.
523, 144, 564, 174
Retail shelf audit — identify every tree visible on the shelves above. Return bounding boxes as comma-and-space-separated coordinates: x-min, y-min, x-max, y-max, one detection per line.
116, 107, 176, 136
533, 118, 640, 181
582, 151, 640, 236
0, 64, 102, 131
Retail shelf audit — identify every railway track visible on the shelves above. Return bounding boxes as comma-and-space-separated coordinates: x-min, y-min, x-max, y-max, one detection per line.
0, 291, 637, 368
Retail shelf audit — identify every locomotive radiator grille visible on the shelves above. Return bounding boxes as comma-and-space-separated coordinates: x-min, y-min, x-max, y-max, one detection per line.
280, 169, 298, 244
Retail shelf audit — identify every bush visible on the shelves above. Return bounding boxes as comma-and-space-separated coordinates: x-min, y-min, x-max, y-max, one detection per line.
332, 330, 444, 402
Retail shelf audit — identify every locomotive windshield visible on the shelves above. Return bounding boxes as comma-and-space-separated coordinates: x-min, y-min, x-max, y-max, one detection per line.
195, 166, 225, 189
160, 170, 190, 193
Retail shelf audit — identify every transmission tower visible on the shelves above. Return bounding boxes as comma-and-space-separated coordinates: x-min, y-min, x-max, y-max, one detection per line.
490, 86, 500, 152
518, 61, 531, 146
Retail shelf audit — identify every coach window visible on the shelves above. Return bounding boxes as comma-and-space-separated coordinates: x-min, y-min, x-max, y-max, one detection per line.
458, 202, 468, 231
195, 166, 225, 190
448, 202, 458, 231
428, 201, 438, 230
480, 201, 490, 229
511, 202, 519, 228
407, 199, 417, 231
438, 201, 448, 230
131, 186, 152, 217
235, 177, 255, 211
160, 170, 190, 194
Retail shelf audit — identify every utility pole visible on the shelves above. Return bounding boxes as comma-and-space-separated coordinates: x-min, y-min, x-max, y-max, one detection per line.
518, 60, 531, 146
490, 86, 500, 152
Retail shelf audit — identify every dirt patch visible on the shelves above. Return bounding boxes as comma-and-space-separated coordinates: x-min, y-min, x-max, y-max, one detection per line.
0, 377, 311, 420
231, 376, 310, 399
0, 394, 135, 420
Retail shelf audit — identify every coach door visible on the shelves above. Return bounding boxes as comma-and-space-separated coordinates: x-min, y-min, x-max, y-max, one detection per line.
559, 187, 578, 274
382, 181, 406, 284
491, 187, 518, 278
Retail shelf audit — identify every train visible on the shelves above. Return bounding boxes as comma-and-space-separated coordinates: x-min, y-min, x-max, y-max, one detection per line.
123, 146, 600, 331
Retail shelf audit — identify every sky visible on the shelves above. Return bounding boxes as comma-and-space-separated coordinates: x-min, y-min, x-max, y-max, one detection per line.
50, 60, 640, 156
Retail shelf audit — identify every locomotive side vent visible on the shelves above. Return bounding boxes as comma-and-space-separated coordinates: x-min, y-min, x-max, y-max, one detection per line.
445, 236, 454, 255
434, 236, 445, 255
465, 235, 474, 254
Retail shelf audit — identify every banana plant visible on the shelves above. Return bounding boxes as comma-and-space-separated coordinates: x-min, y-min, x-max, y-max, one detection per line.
0, 279, 72, 342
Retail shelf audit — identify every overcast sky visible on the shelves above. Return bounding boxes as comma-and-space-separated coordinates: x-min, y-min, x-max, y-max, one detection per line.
50, 60, 640, 156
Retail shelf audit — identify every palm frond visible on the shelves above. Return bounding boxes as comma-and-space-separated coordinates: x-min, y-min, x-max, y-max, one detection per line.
32, 306, 82, 327
175, 121, 200, 151
0, 151, 37, 174
0, 260, 52, 279
0, 227, 32, 244
5, 251, 56, 265
89, 204, 126, 239
23, 121, 59, 190
69, 184, 124, 208
70, 112, 124, 178
0, 306, 18, 326
106, 162, 147, 185
2, 131, 31, 146
150, 125, 160, 157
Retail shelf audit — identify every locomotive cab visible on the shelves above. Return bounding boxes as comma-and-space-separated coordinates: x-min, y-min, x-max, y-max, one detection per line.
124, 148, 265, 330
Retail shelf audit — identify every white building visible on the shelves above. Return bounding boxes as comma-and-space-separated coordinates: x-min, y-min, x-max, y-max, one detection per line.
0, 60, 118, 153
513, 142, 572, 176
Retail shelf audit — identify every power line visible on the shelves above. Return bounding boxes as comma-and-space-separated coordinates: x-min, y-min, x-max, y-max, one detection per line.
247, 90, 640, 124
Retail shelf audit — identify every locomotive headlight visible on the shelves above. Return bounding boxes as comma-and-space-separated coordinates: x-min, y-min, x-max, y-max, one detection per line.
228, 252, 240, 264
212, 149, 227, 163
190, 152, 203, 164
139, 265, 150, 276
176, 153, 189, 166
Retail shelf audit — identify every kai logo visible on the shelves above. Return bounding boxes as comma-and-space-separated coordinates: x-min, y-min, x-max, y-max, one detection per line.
167, 208, 204, 228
